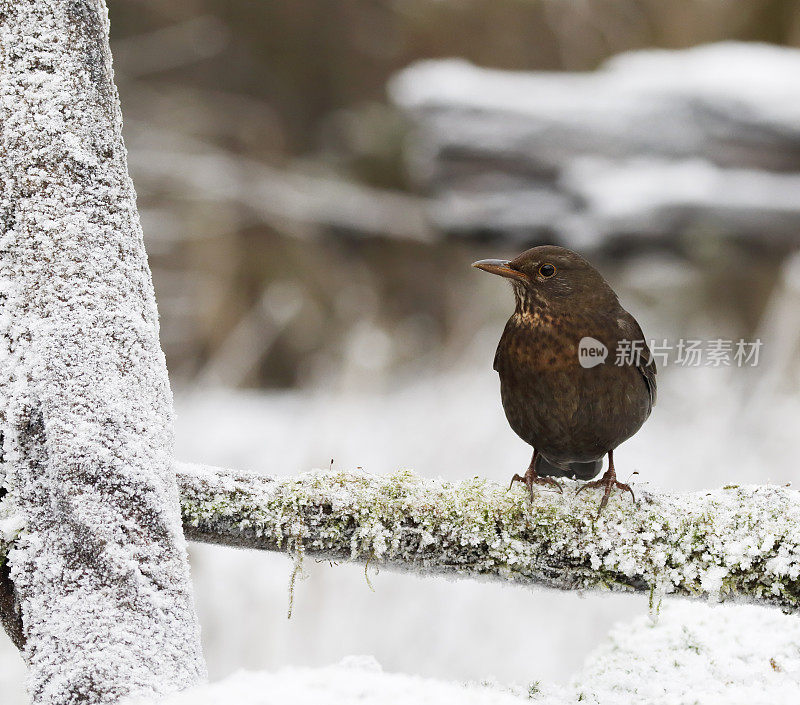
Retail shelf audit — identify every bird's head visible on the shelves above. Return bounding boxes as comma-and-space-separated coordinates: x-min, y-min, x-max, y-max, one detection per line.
472, 245, 618, 312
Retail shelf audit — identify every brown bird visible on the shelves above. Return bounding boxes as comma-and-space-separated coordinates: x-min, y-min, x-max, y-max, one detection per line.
473, 246, 656, 513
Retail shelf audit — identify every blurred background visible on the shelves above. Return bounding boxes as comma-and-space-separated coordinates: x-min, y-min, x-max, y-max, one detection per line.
6, 0, 800, 701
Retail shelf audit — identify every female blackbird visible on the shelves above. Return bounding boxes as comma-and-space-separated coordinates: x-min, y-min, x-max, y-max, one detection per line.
473, 246, 656, 512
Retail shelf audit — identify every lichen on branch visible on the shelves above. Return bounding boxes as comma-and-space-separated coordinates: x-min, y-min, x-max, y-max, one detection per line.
177, 463, 800, 611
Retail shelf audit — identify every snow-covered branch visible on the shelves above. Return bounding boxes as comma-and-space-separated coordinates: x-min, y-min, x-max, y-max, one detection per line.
390, 44, 800, 250
126, 131, 434, 243
0, 1, 205, 702
177, 463, 800, 612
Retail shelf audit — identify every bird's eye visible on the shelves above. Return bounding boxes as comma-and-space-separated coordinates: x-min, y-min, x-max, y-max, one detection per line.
539, 263, 556, 278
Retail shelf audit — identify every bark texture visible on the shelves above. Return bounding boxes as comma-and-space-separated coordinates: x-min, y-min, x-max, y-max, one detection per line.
0, 1, 206, 702
178, 463, 800, 613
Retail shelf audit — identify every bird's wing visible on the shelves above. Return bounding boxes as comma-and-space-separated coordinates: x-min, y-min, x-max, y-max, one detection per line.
617, 312, 657, 408
639, 346, 657, 407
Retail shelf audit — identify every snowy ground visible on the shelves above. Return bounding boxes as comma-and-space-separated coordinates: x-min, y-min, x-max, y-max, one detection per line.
1, 338, 798, 703
146, 601, 800, 705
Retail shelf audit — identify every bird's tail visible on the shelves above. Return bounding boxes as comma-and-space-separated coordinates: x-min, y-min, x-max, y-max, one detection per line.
535, 454, 603, 481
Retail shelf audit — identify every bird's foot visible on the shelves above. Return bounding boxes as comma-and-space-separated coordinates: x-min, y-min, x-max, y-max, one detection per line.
575, 469, 635, 516
509, 468, 562, 501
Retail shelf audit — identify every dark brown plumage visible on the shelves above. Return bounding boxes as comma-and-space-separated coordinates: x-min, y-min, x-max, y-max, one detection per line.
473, 245, 656, 513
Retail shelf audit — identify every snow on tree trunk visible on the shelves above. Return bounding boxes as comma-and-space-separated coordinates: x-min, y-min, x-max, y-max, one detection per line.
0, 2, 207, 703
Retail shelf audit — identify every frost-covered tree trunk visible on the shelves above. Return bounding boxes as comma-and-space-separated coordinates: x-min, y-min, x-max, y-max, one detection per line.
0, 2, 207, 703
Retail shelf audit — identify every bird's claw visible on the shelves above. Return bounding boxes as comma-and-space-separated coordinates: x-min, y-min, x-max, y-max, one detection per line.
509, 471, 563, 501
508, 473, 525, 491
576, 473, 635, 516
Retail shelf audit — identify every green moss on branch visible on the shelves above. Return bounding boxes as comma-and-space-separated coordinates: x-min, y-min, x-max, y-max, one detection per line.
176, 463, 800, 611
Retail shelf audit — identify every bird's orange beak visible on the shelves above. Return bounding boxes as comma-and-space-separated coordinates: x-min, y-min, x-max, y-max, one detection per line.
472, 259, 528, 284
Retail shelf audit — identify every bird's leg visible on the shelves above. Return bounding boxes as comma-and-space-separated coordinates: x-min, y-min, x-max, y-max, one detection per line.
575, 450, 635, 514
509, 449, 562, 500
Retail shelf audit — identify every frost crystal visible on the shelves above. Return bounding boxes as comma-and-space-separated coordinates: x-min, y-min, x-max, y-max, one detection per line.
0, 2, 206, 702
178, 465, 800, 612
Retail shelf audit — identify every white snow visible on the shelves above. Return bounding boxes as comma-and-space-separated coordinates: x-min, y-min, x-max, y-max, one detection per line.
0, 645, 28, 705
389, 42, 800, 246
177, 461, 800, 613
129, 601, 800, 705
391, 43, 800, 131
0, 515, 25, 543
575, 601, 800, 704
129, 657, 542, 705
0, 2, 205, 703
